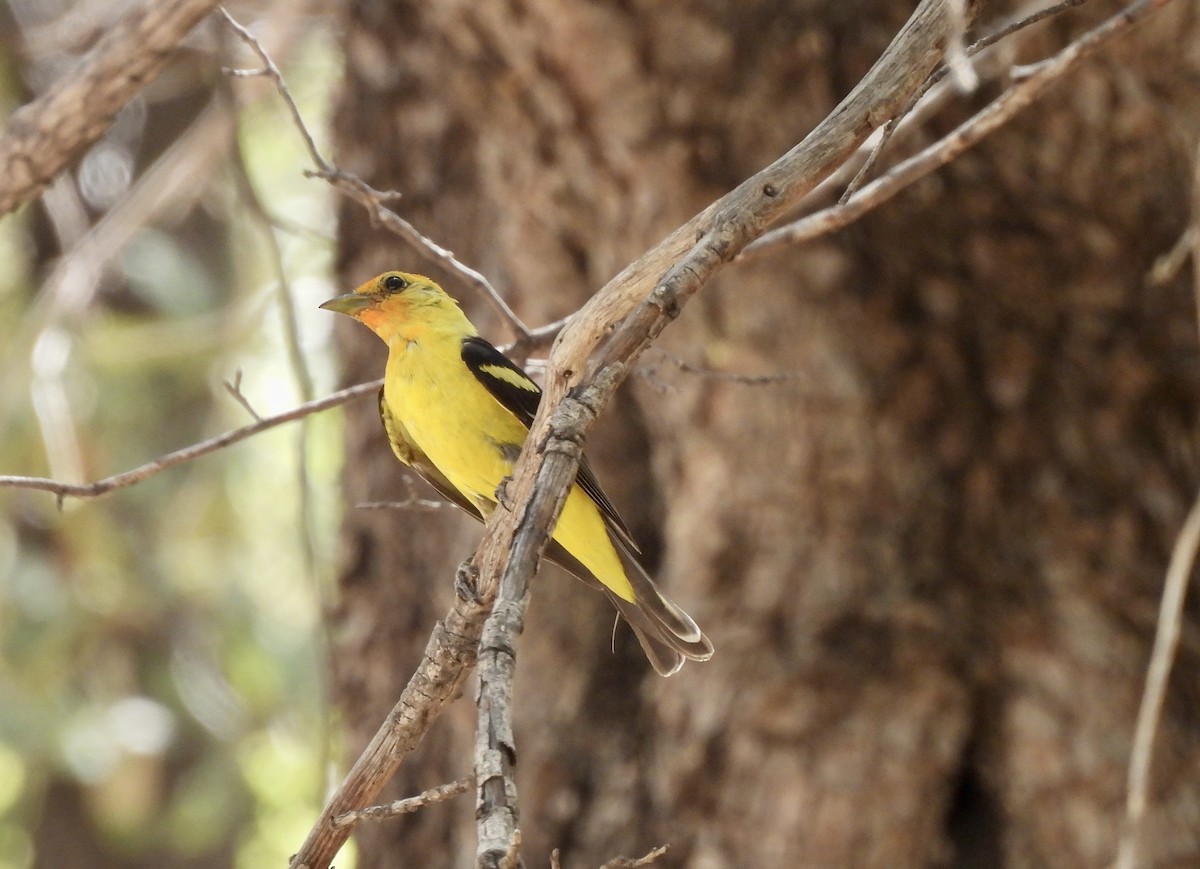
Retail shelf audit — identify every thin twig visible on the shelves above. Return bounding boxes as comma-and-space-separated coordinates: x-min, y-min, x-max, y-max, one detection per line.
223, 370, 263, 421
0, 379, 381, 505
218, 7, 329, 175
598, 844, 670, 869
356, 500, 450, 512
837, 0, 1089, 202
1113, 492, 1200, 869
1148, 226, 1195, 286
978, 0, 1090, 54
218, 7, 536, 344
356, 478, 452, 512
743, 0, 1166, 259
332, 777, 472, 826
944, 0, 980, 91
840, 118, 897, 204
1113, 133, 1200, 869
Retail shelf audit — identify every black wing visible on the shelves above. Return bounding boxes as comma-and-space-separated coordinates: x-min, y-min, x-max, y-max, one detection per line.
460, 335, 640, 553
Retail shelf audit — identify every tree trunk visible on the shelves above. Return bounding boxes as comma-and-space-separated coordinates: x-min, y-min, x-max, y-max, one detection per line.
329, 1, 1200, 866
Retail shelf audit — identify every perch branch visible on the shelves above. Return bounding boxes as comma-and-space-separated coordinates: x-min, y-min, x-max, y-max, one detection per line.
0, 0, 221, 217
836, 0, 1090, 203
467, 1, 968, 864
290, 4, 966, 867
288, 579, 492, 869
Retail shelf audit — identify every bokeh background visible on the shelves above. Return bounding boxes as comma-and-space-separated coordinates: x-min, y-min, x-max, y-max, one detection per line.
3, 1, 1200, 868
0, 2, 346, 866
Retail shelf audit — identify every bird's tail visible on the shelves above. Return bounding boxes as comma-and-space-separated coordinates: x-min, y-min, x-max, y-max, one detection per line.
546, 539, 713, 676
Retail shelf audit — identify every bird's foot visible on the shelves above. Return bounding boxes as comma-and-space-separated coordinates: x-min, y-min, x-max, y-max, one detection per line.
455, 559, 482, 603
494, 476, 513, 511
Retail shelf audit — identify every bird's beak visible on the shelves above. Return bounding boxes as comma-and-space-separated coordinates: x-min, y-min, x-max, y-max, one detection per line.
319, 293, 374, 317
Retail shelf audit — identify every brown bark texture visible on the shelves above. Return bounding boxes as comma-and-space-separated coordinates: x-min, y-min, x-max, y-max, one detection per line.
328, 1, 1200, 867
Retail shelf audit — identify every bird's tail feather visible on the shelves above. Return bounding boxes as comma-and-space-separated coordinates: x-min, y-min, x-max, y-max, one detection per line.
545, 538, 713, 677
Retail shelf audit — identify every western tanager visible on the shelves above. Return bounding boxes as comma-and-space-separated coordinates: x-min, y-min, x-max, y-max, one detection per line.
321, 271, 712, 675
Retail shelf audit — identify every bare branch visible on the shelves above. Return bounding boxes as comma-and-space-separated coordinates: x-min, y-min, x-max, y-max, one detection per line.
356, 478, 453, 512
0, 379, 381, 505
639, 348, 805, 387
836, 0, 1089, 203
218, 7, 329, 175
0, 97, 236, 438
1114, 490, 1200, 869
0, 0, 221, 217
943, 0, 980, 91
1114, 134, 1200, 869
319, 172, 536, 342
332, 777, 472, 827
743, 0, 1169, 259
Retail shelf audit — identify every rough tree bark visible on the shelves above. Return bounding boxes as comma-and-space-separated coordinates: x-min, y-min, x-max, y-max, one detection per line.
328, 1, 1200, 867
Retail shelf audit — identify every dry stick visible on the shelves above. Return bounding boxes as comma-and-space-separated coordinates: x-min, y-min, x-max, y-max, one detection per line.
1113, 138, 1200, 869
469, 2, 967, 866
288, 585, 491, 869
0, 0, 221, 217
0, 379, 381, 506
218, 8, 533, 344
332, 777, 473, 826
748, 0, 1169, 257
1113, 492, 1200, 869
748, 0, 1135, 258
223, 370, 263, 421
836, 0, 1089, 204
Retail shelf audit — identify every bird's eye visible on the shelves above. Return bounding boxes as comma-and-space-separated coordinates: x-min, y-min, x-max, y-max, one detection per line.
384, 274, 407, 293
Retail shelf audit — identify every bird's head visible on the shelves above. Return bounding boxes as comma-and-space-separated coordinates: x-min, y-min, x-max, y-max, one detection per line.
320, 271, 471, 342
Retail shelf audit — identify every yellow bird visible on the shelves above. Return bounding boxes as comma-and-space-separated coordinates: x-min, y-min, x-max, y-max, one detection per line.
321, 271, 712, 675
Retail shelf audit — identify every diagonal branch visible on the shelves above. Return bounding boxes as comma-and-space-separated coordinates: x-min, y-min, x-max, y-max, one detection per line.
0, 0, 221, 217
744, 0, 1156, 258
469, 0, 968, 863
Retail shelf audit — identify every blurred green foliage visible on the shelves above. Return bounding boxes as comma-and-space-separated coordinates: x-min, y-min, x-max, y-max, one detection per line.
0, 8, 356, 867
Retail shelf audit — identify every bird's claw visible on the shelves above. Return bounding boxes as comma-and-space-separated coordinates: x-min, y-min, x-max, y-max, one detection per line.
455, 559, 482, 603
495, 476, 513, 511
